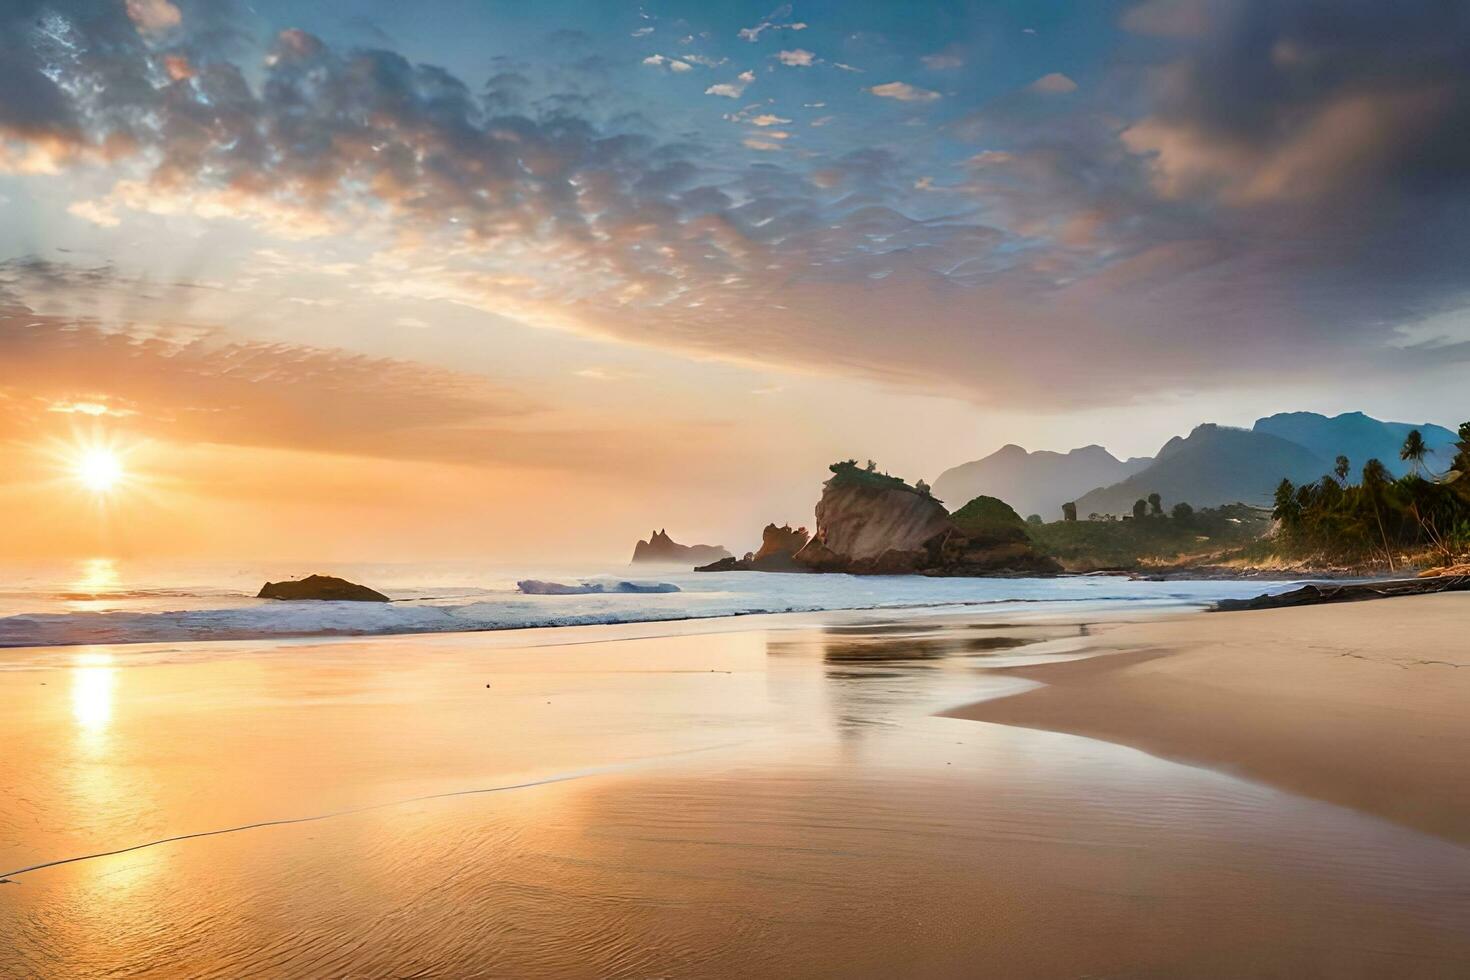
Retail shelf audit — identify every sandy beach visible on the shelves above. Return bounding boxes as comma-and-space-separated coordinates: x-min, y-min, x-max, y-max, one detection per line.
3, 602, 1470, 976
952, 593, 1470, 846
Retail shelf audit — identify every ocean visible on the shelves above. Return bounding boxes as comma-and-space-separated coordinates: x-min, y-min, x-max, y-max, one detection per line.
0, 558, 1303, 650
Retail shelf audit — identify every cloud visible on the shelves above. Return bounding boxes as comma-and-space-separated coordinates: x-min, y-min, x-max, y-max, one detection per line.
1121, 0, 1211, 38
776, 49, 816, 67
125, 0, 181, 35
738, 5, 808, 43
48, 400, 137, 418
867, 82, 941, 103
705, 70, 755, 98
643, 54, 692, 72
1120, 0, 1470, 212
1029, 72, 1078, 94
6, 0, 1470, 417
921, 53, 963, 70
0, 301, 551, 468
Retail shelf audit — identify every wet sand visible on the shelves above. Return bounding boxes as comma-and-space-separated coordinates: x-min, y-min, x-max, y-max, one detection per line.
951, 593, 1470, 846
3, 608, 1470, 976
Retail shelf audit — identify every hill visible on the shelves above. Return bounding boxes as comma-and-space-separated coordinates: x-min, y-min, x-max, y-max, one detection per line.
1253, 412, 1458, 477
931, 444, 1151, 521
1072, 425, 1326, 517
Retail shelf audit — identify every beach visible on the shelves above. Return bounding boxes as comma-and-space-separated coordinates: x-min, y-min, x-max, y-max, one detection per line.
3, 599, 1470, 976
952, 593, 1470, 846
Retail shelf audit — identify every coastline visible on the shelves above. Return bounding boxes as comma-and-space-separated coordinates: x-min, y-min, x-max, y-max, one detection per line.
0, 572, 1300, 650
948, 592, 1470, 845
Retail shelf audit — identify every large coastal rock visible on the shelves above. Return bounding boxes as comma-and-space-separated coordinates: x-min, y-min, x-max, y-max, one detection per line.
696, 524, 811, 572
257, 574, 389, 602
631, 529, 732, 565
788, 463, 1060, 576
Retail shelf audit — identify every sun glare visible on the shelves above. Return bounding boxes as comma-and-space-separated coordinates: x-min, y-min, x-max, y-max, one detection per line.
76, 447, 124, 494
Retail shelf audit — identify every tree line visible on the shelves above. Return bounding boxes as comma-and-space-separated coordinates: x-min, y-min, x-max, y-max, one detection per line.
1271, 425, 1470, 569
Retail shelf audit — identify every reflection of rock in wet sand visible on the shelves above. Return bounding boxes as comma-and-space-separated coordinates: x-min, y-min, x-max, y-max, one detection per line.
766, 619, 1077, 736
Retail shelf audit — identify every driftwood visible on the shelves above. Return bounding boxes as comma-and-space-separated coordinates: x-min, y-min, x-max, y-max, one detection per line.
1214, 575, 1470, 612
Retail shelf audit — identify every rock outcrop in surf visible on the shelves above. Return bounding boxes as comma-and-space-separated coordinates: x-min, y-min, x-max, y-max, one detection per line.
257, 574, 389, 602
631, 529, 732, 565
696, 524, 811, 572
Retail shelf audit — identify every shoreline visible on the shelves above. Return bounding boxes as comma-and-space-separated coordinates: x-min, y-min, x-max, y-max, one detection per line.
0, 574, 1302, 651
949, 592, 1470, 845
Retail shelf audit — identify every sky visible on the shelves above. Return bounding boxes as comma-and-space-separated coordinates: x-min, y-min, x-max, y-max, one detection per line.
1, 0, 1468, 561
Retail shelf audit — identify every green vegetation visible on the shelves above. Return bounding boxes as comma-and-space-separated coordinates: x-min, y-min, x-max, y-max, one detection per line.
826, 459, 921, 493
1029, 502, 1268, 569
950, 495, 1026, 539
1271, 427, 1470, 569
1453, 422, 1470, 476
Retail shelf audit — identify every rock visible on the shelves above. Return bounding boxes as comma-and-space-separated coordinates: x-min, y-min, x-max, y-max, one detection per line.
703, 463, 1058, 577
1214, 575, 1470, 611
795, 473, 952, 573
784, 462, 1060, 576
518, 580, 680, 595
631, 529, 732, 565
257, 575, 389, 602
696, 524, 811, 572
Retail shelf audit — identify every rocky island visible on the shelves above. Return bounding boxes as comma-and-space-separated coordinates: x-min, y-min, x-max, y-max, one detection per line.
701, 461, 1060, 576
630, 529, 732, 566
257, 574, 389, 602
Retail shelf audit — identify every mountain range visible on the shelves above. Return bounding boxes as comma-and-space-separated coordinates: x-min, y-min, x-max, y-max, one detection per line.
931, 444, 1150, 519
932, 412, 1459, 520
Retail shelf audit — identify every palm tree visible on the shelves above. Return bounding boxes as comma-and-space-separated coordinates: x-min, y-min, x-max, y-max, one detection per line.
1362, 458, 1395, 571
1334, 455, 1350, 484
1400, 429, 1428, 477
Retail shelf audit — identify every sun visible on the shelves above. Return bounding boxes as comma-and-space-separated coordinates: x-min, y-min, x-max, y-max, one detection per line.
75, 447, 124, 494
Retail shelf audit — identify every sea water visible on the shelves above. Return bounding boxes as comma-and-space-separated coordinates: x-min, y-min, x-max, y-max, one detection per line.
0, 557, 1304, 649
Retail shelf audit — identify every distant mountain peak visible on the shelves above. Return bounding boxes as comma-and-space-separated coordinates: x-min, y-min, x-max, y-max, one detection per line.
932, 442, 1151, 520
1254, 411, 1457, 477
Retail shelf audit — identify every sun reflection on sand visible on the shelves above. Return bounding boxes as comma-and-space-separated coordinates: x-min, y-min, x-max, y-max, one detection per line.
71, 650, 116, 736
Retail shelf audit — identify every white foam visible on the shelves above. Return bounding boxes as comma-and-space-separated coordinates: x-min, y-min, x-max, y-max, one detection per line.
0, 568, 1305, 649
